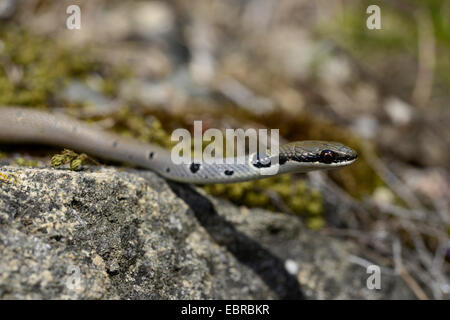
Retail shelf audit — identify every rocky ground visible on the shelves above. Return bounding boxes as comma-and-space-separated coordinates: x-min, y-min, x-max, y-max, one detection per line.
0, 165, 414, 299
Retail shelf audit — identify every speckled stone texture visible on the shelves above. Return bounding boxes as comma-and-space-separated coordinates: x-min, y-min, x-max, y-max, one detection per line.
0, 165, 414, 299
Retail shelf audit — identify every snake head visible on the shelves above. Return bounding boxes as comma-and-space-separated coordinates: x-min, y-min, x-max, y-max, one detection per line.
276, 140, 358, 171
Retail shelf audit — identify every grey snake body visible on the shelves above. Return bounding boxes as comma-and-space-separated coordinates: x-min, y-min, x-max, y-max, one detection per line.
0, 107, 357, 184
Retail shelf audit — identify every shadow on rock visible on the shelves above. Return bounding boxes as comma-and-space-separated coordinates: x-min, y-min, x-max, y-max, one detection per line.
168, 182, 305, 300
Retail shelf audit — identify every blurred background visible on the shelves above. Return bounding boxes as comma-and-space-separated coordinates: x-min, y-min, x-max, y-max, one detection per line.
0, 0, 449, 299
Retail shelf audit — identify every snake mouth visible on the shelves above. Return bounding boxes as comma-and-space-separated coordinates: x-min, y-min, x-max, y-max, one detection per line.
336, 152, 358, 163
339, 155, 358, 166
335, 150, 358, 166
329, 152, 358, 167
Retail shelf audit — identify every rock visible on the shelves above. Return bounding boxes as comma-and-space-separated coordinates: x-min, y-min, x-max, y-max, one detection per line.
0, 165, 414, 299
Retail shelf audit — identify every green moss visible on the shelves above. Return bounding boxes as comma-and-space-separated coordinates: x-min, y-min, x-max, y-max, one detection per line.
14, 158, 38, 167
306, 217, 325, 230
0, 27, 97, 107
204, 174, 324, 219
0, 24, 132, 108
51, 149, 99, 171
107, 107, 176, 149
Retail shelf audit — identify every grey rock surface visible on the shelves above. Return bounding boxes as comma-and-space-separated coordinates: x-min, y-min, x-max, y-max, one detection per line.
0, 165, 414, 299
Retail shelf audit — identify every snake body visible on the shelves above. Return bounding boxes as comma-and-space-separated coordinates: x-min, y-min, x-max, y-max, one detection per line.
0, 107, 357, 184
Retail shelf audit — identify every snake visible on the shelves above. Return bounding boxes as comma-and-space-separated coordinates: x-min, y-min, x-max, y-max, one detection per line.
0, 107, 357, 184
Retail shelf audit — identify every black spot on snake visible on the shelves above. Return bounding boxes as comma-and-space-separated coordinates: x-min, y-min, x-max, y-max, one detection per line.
166, 168, 170, 173
224, 170, 234, 176
190, 163, 200, 173
149, 151, 154, 159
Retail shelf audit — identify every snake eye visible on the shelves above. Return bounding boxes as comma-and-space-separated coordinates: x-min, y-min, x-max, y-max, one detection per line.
320, 149, 336, 164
